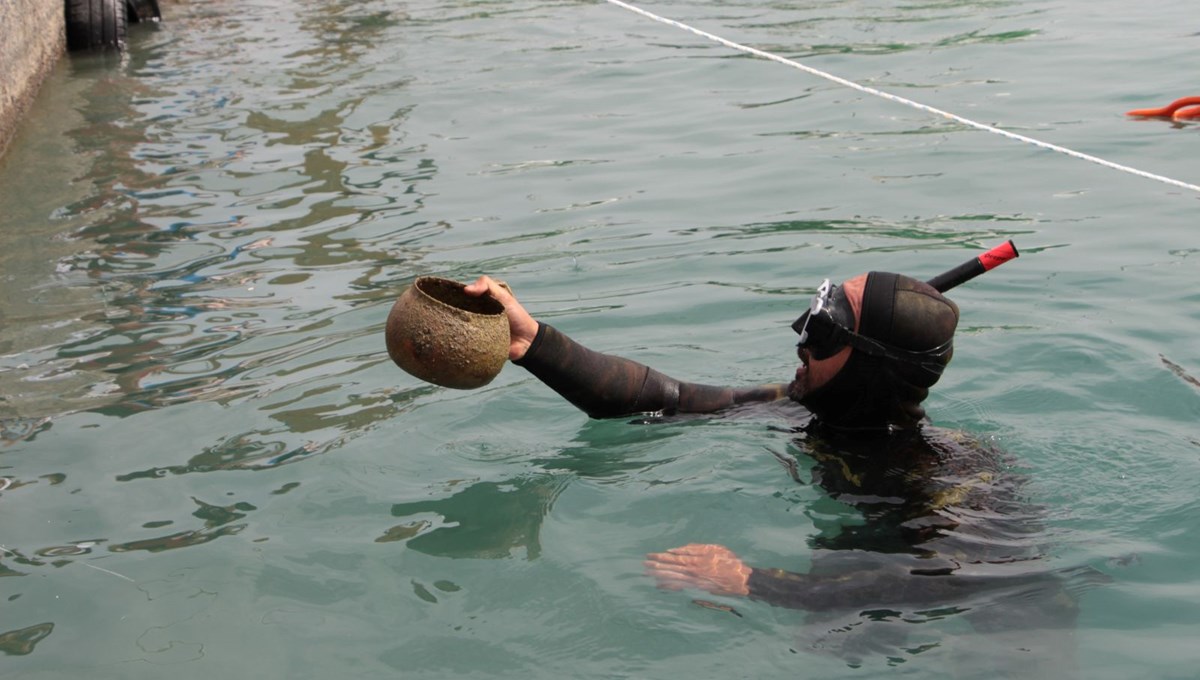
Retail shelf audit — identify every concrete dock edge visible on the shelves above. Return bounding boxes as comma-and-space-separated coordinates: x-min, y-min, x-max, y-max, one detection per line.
0, 0, 67, 160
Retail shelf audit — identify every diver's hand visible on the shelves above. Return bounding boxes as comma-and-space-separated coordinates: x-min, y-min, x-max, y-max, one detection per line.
463, 276, 539, 361
644, 543, 751, 597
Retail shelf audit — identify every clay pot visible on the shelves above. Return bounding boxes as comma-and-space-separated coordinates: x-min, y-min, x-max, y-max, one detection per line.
385, 276, 509, 389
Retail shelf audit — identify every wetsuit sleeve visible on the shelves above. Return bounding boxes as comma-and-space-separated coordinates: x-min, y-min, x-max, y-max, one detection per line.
747, 566, 896, 611
746, 568, 822, 610
746, 562, 970, 611
512, 323, 787, 419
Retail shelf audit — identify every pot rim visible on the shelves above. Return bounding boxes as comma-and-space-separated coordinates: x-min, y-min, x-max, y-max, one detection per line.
411, 276, 505, 317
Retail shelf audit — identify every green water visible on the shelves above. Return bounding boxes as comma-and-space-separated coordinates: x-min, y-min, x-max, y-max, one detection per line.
1, 0, 1197, 677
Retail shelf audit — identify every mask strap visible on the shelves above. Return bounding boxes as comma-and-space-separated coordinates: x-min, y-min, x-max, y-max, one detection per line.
821, 324, 952, 375
859, 271, 897, 341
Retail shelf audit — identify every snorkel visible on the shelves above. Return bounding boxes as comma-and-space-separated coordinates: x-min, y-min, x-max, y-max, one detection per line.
925, 240, 1019, 293
791, 241, 1020, 431
793, 240, 1020, 360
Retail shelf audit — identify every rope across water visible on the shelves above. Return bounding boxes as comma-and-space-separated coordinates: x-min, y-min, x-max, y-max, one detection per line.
601, 0, 1200, 195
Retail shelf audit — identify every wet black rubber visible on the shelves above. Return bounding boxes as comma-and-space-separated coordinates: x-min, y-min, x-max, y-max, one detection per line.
66, 0, 128, 51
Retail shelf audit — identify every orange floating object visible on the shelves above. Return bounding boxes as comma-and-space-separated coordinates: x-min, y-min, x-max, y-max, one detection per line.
1126, 96, 1200, 118
1171, 105, 1200, 120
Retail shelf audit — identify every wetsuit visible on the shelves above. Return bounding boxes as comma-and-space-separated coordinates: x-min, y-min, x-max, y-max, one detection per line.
516, 322, 1095, 670
514, 323, 787, 418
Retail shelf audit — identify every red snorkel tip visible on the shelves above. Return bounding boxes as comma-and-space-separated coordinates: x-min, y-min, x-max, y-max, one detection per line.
979, 239, 1019, 271
925, 240, 1019, 293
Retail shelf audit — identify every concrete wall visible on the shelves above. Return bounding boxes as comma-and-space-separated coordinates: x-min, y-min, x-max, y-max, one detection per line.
0, 0, 66, 160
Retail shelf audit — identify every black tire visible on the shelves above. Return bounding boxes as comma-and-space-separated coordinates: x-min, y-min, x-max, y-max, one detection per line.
65, 0, 128, 52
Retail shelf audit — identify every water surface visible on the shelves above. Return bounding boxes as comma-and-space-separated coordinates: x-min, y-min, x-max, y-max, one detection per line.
1, 0, 1198, 677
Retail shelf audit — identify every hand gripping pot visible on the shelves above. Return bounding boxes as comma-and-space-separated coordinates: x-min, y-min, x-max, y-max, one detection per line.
385, 277, 510, 389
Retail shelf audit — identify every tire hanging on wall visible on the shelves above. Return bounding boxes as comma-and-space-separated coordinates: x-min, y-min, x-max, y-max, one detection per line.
66, 0, 129, 52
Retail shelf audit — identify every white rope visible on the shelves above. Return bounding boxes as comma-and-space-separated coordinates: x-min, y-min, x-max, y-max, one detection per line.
602, 0, 1200, 194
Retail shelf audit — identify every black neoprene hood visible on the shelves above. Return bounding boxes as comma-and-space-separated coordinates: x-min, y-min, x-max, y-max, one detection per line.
798, 272, 960, 431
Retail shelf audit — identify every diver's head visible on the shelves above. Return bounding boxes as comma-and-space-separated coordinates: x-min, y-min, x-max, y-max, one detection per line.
787, 272, 959, 431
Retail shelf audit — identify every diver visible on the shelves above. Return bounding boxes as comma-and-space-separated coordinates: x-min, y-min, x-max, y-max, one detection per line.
460, 244, 1092, 670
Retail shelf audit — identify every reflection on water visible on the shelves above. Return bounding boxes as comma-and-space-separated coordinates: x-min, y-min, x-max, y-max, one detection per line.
390, 475, 568, 560
0, 0, 441, 585
2, 0, 430, 428
0, 622, 54, 656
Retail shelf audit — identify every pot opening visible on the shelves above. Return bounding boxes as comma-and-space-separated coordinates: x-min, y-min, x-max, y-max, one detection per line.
416, 277, 505, 316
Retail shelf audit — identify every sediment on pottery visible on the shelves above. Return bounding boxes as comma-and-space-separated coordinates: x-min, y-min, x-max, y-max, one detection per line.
385, 277, 509, 389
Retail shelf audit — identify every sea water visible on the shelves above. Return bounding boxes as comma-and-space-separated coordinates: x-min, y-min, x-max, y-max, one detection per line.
1, 0, 1197, 677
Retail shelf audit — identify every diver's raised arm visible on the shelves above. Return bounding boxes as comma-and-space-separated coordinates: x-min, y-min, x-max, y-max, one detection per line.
463, 277, 785, 419
514, 322, 785, 419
